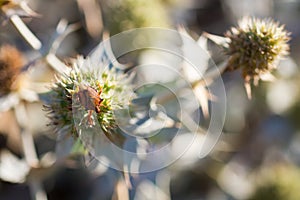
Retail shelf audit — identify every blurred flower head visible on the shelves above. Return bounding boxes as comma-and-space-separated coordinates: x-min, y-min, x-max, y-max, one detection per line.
0, 44, 24, 96
103, 0, 170, 35
225, 17, 290, 83
250, 164, 300, 200
44, 56, 135, 138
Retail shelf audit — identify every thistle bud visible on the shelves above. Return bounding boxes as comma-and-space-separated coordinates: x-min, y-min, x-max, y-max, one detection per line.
44, 56, 135, 139
225, 17, 290, 83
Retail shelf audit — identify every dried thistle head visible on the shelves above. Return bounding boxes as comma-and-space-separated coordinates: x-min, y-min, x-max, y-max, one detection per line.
225, 17, 290, 83
44, 56, 135, 139
0, 0, 10, 7
0, 44, 24, 96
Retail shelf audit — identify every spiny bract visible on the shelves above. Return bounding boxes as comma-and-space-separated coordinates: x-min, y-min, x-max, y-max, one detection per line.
44, 56, 135, 138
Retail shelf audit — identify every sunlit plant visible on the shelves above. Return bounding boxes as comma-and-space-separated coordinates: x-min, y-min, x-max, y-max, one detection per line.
226, 18, 289, 73
225, 17, 290, 85
205, 17, 290, 98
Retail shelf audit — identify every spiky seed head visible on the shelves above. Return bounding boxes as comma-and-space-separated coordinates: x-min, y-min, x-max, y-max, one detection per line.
44, 56, 135, 139
0, 44, 25, 96
225, 17, 290, 82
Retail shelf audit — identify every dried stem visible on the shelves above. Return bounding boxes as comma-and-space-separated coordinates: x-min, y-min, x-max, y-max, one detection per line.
14, 102, 48, 200
20, 128, 39, 167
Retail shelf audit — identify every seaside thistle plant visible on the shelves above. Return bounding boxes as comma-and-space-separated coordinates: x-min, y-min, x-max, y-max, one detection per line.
44, 56, 135, 143
224, 17, 290, 97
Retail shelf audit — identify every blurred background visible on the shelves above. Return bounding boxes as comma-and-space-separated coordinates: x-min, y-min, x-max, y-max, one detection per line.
1, 0, 300, 199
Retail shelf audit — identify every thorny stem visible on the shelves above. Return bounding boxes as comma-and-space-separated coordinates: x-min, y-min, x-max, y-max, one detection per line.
14, 103, 48, 200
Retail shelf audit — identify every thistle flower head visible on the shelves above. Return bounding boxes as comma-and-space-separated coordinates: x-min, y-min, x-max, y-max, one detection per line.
251, 164, 300, 200
0, 44, 24, 96
225, 17, 290, 82
44, 56, 135, 138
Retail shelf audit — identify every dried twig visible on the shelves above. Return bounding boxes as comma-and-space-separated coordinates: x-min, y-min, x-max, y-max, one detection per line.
14, 102, 48, 200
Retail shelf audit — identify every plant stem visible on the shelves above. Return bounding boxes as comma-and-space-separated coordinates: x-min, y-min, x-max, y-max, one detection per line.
14, 102, 48, 200
20, 128, 39, 167
29, 181, 48, 200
